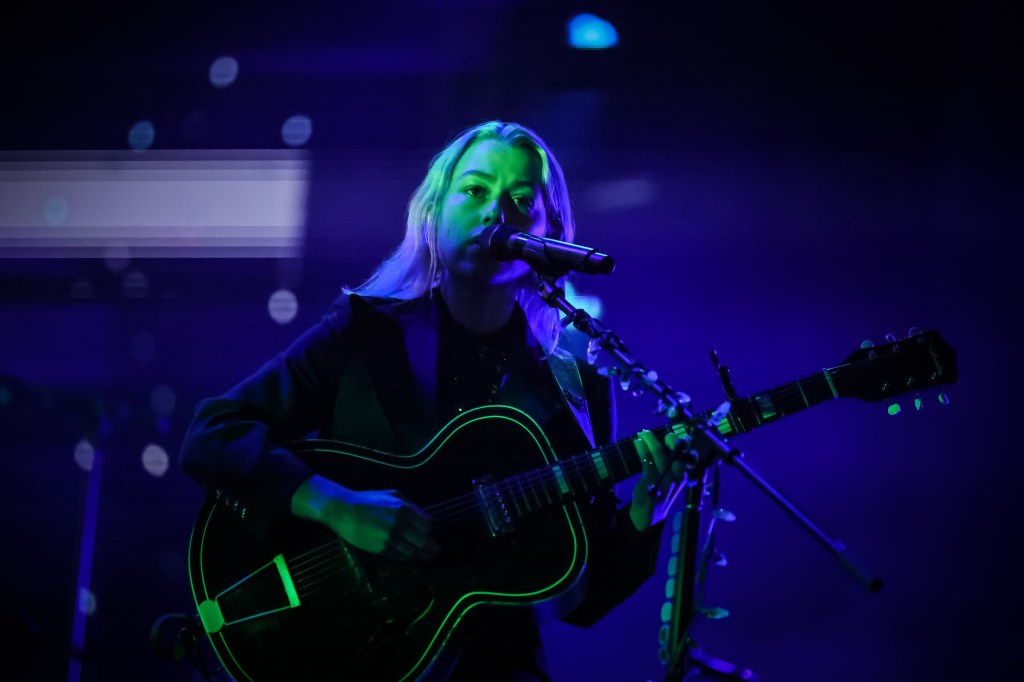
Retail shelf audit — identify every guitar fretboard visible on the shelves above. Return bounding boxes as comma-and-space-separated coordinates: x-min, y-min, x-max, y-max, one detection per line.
483, 368, 843, 522
716, 368, 839, 437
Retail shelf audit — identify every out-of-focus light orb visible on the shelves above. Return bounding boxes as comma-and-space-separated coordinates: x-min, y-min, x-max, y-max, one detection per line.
130, 331, 156, 364
281, 114, 313, 147
142, 443, 170, 477
150, 383, 176, 416
568, 14, 618, 49
0, 385, 12, 406
564, 281, 604, 319
209, 56, 239, 88
45, 194, 69, 227
121, 269, 149, 298
74, 438, 95, 471
77, 588, 97, 616
128, 120, 155, 151
268, 288, 299, 325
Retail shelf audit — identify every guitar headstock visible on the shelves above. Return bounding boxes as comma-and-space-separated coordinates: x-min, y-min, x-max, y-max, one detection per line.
834, 329, 958, 403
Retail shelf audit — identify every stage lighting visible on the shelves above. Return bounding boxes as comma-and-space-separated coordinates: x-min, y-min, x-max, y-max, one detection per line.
128, 120, 155, 151
209, 56, 239, 88
281, 114, 313, 147
568, 13, 618, 49
268, 288, 299, 325
74, 439, 95, 472
142, 443, 170, 477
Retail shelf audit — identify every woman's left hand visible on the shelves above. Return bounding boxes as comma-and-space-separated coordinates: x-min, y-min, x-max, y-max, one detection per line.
629, 429, 688, 531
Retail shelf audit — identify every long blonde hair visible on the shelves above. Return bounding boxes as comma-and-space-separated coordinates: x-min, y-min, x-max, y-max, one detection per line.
345, 120, 576, 351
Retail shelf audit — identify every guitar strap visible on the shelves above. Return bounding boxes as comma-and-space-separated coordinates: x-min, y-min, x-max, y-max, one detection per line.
546, 346, 596, 449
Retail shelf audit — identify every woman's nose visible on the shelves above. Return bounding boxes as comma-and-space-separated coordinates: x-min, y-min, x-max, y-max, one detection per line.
483, 201, 505, 225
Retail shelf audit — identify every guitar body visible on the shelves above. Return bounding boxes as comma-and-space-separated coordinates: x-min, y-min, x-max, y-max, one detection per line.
188, 405, 589, 682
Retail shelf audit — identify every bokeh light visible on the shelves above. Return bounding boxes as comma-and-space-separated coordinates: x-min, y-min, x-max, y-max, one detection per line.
127, 120, 155, 151
141, 443, 169, 477
208, 56, 239, 88
268, 288, 299, 325
281, 114, 313, 147
77, 588, 97, 616
74, 439, 95, 472
568, 14, 618, 49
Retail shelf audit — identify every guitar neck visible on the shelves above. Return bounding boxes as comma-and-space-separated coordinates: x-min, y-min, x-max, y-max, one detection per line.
473, 328, 958, 525
714, 367, 841, 437
488, 368, 841, 522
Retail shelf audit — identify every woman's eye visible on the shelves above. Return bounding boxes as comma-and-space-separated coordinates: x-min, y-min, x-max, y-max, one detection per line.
465, 186, 484, 197
513, 196, 534, 208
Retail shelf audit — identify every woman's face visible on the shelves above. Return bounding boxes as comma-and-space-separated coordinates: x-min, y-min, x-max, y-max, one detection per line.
436, 138, 549, 286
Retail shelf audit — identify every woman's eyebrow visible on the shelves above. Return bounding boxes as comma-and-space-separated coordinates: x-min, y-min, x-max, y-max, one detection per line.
456, 170, 536, 188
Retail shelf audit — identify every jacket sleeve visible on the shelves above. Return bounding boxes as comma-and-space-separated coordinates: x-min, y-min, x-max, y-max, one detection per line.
561, 365, 666, 628
178, 297, 354, 537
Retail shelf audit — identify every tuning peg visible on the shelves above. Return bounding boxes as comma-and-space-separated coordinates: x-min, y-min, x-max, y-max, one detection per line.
938, 391, 951, 405
908, 326, 922, 337
914, 394, 924, 411
885, 333, 897, 343
860, 339, 875, 349
887, 402, 902, 416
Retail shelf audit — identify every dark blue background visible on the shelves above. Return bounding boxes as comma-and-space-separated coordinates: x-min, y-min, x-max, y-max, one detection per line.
1, 1, 1019, 680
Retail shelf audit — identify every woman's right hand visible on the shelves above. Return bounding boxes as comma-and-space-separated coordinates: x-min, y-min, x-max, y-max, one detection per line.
291, 474, 440, 562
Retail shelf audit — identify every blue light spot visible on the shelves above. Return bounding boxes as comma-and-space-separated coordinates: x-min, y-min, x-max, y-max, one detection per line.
281, 114, 313, 147
128, 120, 155, 151
568, 13, 618, 49
268, 288, 299, 324
209, 56, 239, 88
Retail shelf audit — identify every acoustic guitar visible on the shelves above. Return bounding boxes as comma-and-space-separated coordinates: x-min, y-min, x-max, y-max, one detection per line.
188, 329, 956, 681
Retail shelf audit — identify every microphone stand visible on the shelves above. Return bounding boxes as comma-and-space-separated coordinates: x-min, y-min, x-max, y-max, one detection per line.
533, 273, 883, 682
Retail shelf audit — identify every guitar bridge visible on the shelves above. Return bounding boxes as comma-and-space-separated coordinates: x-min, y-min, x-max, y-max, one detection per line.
473, 477, 515, 537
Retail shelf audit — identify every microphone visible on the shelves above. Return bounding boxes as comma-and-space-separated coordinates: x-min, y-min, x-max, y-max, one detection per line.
477, 223, 615, 275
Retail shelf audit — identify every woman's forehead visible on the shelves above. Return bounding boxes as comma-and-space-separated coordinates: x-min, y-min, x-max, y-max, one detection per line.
452, 138, 543, 183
